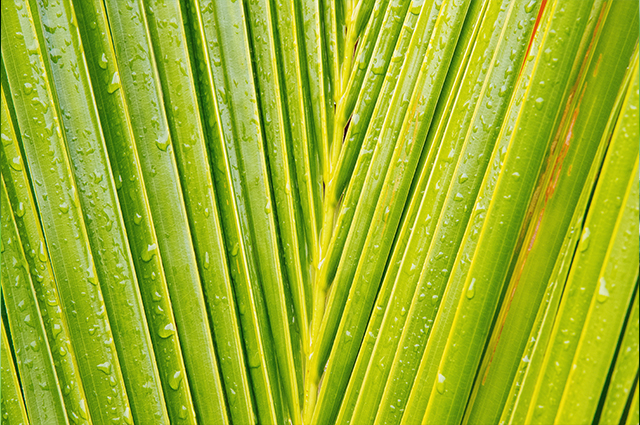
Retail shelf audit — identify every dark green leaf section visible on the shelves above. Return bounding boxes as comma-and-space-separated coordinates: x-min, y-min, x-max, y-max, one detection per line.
1, 2, 132, 422
71, 0, 197, 421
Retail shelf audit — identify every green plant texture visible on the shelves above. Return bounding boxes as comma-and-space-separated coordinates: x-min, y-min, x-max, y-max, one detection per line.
1, 0, 638, 424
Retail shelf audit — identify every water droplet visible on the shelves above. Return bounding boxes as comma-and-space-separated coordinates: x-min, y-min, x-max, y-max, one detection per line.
431, 295, 439, 305
59, 202, 70, 213
98, 53, 108, 69
454, 193, 464, 201
23, 82, 33, 94
38, 240, 47, 261
231, 242, 239, 257
14, 201, 25, 217
50, 48, 62, 63
52, 323, 62, 337
458, 173, 468, 184
141, 243, 157, 262
10, 156, 22, 171
265, 200, 272, 214
179, 405, 189, 419
437, 373, 446, 394
87, 266, 98, 285
597, 277, 609, 303
525, 0, 536, 13
466, 278, 476, 299
97, 361, 112, 374
107, 72, 120, 93
156, 131, 170, 151
133, 213, 142, 225
78, 398, 87, 419
158, 322, 175, 338
24, 314, 35, 327
534, 97, 544, 110
203, 251, 210, 269
123, 407, 133, 424
579, 227, 590, 252
169, 370, 183, 390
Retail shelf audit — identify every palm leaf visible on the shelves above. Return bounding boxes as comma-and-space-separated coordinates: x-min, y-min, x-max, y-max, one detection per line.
2, 0, 638, 423
1, 179, 68, 424
27, 0, 170, 422
1, 87, 89, 424
99, 0, 229, 421
71, 0, 198, 421
1, 317, 30, 425
599, 289, 639, 425
1, 2, 132, 422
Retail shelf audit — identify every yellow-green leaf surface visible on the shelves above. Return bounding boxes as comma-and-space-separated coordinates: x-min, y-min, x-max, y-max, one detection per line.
1, 1, 132, 422
600, 290, 640, 425
71, 0, 197, 421
28, 0, 170, 422
1, 181, 68, 424
1, 88, 89, 424
100, 0, 228, 421
1, 0, 638, 423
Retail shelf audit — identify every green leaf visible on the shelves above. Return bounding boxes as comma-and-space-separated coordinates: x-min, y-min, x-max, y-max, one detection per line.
309, 1, 474, 423
1, 87, 90, 424
524, 30, 639, 422
465, 2, 639, 422
71, 0, 198, 421
1, 180, 68, 424
189, 0, 305, 422
100, 0, 229, 421
28, 0, 171, 422
1, 317, 30, 425
600, 290, 640, 425
1, 2, 132, 422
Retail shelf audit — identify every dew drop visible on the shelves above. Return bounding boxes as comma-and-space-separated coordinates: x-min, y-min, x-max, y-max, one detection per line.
169, 370, 183, 390
97, 361, 112, 374
437, 373, 446, 394
466, 278, 476, 299
579, 227, 590, 252
123, 407, 133, 425
597, 277, 609, 303
98, 53, 108, 70
107, 72, 120, 93
10, 156, 22, 171
525, 0, 537, 13
158, 322, 175, 339
133, 213, 142, 225
141, 243, 157, 262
